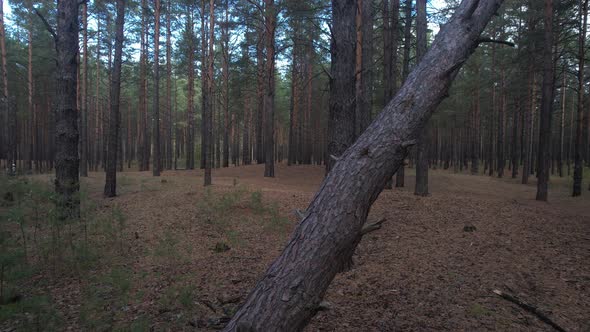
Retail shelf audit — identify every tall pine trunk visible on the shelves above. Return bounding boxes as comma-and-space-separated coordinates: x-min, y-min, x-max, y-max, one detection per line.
104, 0, 125, 197
153, 0, 161, 176
414, 0, 429, 196
573, 0, 588, 196
326, 0, 356, 173
263, 0, 276, 177
55, 0, 80, 219
536, 0, 553, 201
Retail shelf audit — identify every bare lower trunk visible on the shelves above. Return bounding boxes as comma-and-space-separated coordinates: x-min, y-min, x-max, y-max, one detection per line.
536, 0, 554, 201
55, 0, 80, 219
573, 0, 588, 196
326, 0, 356, 173
152, 0, 161, 176
263, 0, 276, 177
104, 0, 125, 197
414, 0, 428, 196
222, 1, 504, 330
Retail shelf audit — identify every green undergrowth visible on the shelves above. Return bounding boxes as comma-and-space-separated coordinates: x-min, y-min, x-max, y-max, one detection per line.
0, 174, 131, 330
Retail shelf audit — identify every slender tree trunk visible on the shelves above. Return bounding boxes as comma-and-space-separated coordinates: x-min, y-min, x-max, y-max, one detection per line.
27, 3, 33, 171
393, 0, 406, 187
471, 66, 480, 175
222, 0, 230, 168
186, 8, 195, 170
326, 0, 356, 173
95, 16, 102, 171
200, 0, 207, 170
264, 0, 276, 178
497, 67, 505, 177
204, 0, 215, 185
153, 0, 161, 176
558, 72, 565, 177
80, 1, 88, 177
511, 103, 519, 178
522, 71, 535, 184
222, 2, 504, 330
104, 0, 125, 197
55, 0, 80, 219
256, 22, 265, 164
573, 0, 588, 196
166, 0, 172, 170
536, 0, 553, 201
414, 0, 429, 196
0, 0, 15, 171
243, 96, 251, 164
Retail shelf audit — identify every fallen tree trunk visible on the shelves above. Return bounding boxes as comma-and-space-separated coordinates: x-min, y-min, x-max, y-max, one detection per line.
222, 1, 504, 330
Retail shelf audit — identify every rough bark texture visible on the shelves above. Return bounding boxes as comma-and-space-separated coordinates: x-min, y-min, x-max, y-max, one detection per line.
573, 0, 587, 196
394, 0, 409, 187
55, 0, 80, 219
256, 25, 265, 164
104, 0, 125, 197
187, 8, 195, 170
80, 1, 88, 177
153, 0, 161, 176
263, 0, 276, 178
222, 0, 230, 168
355, 0, 373, 138
166, 0, 173, 170
414, 0, 429, 196
0, 0, 15, 169
326, 0, 356, 173
204, 0, 214, 186
222, 1, 504, 330
535, 0, 553, 201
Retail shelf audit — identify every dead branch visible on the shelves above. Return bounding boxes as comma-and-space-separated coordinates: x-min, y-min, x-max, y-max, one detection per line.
361, 218, 387, 236
477, 37, 516, 47
33, 8, 57, 43
492, 289, 568, 332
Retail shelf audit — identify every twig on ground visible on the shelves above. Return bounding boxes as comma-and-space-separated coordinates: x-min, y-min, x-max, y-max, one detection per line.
492, 289, 568, 332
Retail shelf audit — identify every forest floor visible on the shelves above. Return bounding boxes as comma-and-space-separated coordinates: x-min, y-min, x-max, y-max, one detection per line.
1, 163, 589, 331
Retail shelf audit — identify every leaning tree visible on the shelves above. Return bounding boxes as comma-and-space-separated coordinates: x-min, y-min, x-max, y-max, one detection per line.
222, 0, 506, 330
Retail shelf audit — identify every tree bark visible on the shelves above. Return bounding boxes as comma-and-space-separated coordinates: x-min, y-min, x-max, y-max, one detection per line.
222, 1, 504, 330
355, 0, 373, 138
55, 0, 80, 219
0, 0, 15, 171
166, 0, 172, 170
393, 0, 408, 187
573, 0, 588, 196
414, 0, 429, 196
535, 0, 554, 201
104, 0, 125, 197
204, 0, 215, 186
186, 7, 195, 170
222, 0, 230, 168
326, 0, 356, 174
80, 1, 88, 177
558, 72, 565, 178
263, 0, 276, 177
152, 0, 161, 176
256, 21, 265, 164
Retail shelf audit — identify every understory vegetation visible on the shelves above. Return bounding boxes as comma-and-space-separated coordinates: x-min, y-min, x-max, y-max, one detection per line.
0, 174, 286, 331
